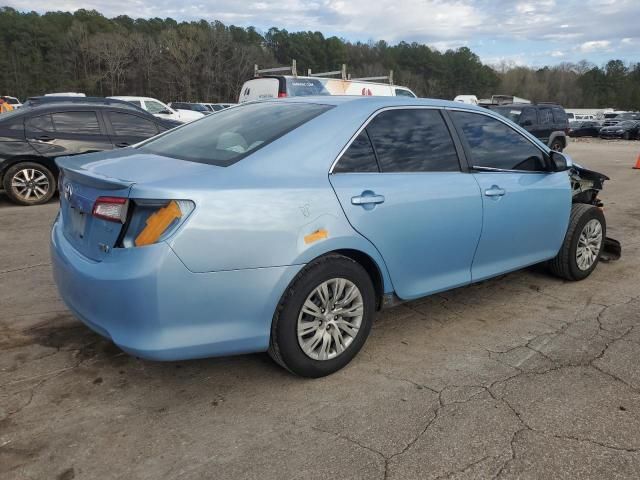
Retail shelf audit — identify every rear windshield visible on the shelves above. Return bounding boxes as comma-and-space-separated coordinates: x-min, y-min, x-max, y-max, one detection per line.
286, 78, 330, 97
138, 102, 333, 166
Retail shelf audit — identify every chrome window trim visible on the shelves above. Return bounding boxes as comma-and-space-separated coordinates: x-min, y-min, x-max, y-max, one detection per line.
329, 105, 551, 175
329, 105, 450, 174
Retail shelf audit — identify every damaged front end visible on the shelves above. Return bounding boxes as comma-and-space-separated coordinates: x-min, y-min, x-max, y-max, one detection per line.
570, 164, 621, 262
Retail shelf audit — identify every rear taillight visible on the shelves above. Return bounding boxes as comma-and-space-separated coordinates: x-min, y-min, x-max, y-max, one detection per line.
93, 196, 128, 223
278, 92, 287, 98
119, 199, 195, 248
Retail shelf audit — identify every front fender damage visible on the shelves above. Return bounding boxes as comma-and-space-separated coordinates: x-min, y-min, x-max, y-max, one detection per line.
570, 164, 621, 262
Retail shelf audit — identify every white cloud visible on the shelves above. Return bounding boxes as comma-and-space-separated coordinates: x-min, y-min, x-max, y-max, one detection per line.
550, 50, 565, 57
578, 40, 611, 52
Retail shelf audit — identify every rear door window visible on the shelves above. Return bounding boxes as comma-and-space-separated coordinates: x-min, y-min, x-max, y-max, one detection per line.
26, 114, 55, 132
333, 131, 379, 173
51, 111, 101, 134
552, 108, 567, 124
366, 109, 460, 172
538, 108, 553, 125
452, 111, 546, 172
139, 102, 333, 167
108, 112, 159, 137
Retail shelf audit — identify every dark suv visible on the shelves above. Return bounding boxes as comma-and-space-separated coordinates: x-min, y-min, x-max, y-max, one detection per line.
0, 102, 179, 206
488, 103, 569, 151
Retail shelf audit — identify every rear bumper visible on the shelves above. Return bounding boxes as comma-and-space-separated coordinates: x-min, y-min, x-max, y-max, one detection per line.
50, 219, 302, 360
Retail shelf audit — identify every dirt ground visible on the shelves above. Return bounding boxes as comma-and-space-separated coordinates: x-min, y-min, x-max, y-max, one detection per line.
1, 139, 640, 480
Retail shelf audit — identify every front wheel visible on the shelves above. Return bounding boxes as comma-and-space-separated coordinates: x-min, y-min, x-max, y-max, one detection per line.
550, 139, 564, 152
548, 204, 605, 281
269, 254, 375, 377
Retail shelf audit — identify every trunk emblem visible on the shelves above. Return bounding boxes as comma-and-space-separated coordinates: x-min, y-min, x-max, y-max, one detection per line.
64, 183, 73, 201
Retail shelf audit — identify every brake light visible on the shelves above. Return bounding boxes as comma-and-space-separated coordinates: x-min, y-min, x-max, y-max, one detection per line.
93, 196, 128, 223
278, 92, 287, 98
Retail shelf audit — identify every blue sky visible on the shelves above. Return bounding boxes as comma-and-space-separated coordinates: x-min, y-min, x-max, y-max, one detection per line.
7, 0, 640, 67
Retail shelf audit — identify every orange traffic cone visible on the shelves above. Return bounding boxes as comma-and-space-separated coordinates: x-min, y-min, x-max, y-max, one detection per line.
634, 152, 640, 169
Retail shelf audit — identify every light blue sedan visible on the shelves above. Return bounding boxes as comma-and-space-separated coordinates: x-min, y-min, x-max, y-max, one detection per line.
51, 96, 610, 377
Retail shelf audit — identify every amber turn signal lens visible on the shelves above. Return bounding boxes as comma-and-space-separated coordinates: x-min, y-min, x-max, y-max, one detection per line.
135, 200, 182, 247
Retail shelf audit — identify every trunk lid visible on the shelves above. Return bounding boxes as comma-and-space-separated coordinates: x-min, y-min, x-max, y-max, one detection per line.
56, 150, 214, 261
58, 160, 134, 262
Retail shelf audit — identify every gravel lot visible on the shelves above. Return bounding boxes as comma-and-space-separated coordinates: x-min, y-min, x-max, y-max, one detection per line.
1, 139, 640, 480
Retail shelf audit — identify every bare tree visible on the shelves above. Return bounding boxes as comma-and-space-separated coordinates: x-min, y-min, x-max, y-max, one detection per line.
91, 32, 132, 95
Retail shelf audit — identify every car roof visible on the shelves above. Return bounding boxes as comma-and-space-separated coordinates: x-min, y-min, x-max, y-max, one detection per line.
15, 102, 159, 116
267, 95, 485, 112
109, 96, 164, 102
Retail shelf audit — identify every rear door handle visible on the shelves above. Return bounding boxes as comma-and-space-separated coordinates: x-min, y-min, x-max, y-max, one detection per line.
351, 193, 385, 205
36, 135, 54, 142
484, 186, 506, 197
115, 142, 130, 148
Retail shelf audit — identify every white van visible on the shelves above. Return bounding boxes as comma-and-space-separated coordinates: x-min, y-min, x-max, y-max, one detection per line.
239, 75, 416, 103
108, 96, 204, 123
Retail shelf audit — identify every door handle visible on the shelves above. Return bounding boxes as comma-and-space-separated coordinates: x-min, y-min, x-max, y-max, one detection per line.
115, 142, 130, 148
36, 135, 54, 142
351, 193, 385, 206
484, 186, 506, 197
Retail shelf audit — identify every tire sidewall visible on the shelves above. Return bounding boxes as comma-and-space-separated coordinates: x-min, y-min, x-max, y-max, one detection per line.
274, 257, 375, 377
566, 207, 606, 280
3, 162, 56, 206
550, 139, 563, 152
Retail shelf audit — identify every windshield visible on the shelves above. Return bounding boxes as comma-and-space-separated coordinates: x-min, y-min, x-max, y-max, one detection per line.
616, 121, 636, 127
618, 113, 640, 120
138, 101, 333, 167
491, 107, 522, 122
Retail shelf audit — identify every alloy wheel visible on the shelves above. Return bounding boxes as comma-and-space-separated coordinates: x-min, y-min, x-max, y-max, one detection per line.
11, 168, 50, 202
576, 219, 603, 271
297, 278, 364, 361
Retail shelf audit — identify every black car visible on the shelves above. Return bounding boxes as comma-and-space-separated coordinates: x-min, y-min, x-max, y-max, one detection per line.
488, 103, 569, 151
602, 112, 640, 128
599, 120, 640, 140
0, 102, 179, 206
168, 102, 211, 115
568, 121, 601, 138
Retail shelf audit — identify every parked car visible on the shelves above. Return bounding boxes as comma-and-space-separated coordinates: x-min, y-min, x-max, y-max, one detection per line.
599, 120, 640, 140
488, 103, 569, 151
602, 112, 640, 128
109, 96, 204, 123
568, 121, 601, 138
51, 96, 612, 377
0, 101, 179, 205
168, 102, 212, 116
1, 96, 22, 109
239, 76, 416, 103
203, 103, 235, 112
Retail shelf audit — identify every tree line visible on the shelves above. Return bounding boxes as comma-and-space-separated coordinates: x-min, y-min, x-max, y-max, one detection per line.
1, 7, 638, 109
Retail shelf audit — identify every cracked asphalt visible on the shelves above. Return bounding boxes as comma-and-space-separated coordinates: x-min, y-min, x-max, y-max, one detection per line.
1, 139, 640, 480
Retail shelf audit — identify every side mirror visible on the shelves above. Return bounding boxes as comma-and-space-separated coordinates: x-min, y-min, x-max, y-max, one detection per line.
159, 109, 172, 115
550, 151, 569, 172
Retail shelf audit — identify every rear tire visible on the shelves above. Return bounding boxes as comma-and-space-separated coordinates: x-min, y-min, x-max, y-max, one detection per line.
269, 254, 375, 377
548, 204, 605, 281
3, 162, 55, 206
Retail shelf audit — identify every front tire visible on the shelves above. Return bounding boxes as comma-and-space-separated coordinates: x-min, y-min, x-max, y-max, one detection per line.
549, 204, 605, 281
269, 254, 375, 377
2, 162, 55, 206
550, 139, 564, 152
